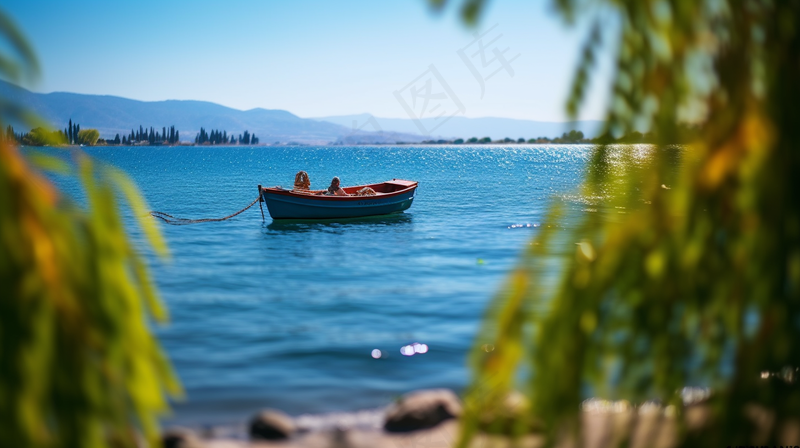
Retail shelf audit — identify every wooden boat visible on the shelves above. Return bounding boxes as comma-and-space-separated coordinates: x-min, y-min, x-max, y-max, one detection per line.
259, 179, 418, 219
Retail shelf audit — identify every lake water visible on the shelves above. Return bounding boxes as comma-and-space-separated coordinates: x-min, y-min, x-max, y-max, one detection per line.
40, 145, 593, 425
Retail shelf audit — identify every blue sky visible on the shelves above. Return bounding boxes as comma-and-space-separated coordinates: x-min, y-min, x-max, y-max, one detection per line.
3, 0, 613, 121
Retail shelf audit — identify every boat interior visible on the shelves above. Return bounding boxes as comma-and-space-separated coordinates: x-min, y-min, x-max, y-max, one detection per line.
288, 179, 416, 196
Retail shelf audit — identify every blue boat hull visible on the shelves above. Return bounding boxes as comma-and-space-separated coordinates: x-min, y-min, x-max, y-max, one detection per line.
261, 184, 417, 219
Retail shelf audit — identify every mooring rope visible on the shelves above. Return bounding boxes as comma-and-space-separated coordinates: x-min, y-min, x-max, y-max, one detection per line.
150, 195, 261, 225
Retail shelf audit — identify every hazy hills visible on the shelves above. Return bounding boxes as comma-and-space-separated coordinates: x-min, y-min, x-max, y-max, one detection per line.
0, 80, 426, 145
1, 80, 603, 144
313, 114, 604, 141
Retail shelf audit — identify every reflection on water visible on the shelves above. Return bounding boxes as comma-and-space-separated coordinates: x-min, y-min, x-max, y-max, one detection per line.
266, 213, 413, 233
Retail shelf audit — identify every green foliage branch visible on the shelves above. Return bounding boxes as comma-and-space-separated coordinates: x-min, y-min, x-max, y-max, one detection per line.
0, 7, 180, 448
434, 0, 800, 446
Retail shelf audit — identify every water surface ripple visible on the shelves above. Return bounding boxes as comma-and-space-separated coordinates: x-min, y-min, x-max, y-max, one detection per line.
42, 145, 592, 425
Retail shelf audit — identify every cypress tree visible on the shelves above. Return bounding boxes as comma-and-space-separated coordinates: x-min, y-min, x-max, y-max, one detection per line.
68, 119, 73, 144
175, 130, 179, 142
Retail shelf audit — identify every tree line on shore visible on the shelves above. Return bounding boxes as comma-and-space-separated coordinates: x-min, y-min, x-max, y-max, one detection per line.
419, 130, 588, 144
117, 125, 180, 145
2, 121, 699, 147
194, 127, 259, 145
414, 125, 700, 145
3, 120, 100, 146
2, 120, 263, 147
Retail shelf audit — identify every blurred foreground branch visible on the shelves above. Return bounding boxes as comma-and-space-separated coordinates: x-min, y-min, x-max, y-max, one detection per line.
435, 0, 800, 446
0, 7, 179, 448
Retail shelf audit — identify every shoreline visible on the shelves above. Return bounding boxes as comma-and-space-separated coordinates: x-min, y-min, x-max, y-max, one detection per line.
22, 142, 608, 149
161, 388, 723, 448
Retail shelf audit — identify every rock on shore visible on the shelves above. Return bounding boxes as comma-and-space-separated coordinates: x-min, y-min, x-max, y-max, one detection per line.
249, 409, 296, 440
384, 389, 462, 432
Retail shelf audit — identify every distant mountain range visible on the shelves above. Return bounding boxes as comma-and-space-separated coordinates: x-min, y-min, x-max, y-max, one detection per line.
312, 114, 604, 141
1, 80, 604, 144
0, 81, 426, 145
